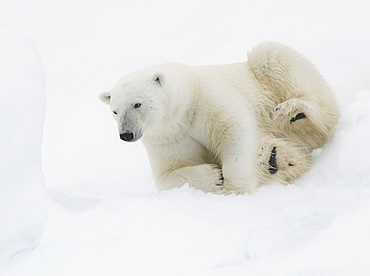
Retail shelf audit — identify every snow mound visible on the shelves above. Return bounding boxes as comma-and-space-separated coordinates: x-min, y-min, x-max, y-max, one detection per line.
0, 23, 46, 269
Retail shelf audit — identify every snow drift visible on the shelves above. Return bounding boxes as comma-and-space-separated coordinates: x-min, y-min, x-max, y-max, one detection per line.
0, 23, 46, 268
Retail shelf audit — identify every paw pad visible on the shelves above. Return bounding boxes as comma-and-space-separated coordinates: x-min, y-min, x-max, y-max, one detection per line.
290, 112, 306, 122
268, 147, 278, 174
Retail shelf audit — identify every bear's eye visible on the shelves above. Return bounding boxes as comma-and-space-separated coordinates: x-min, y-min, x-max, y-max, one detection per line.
113, 111, 118, 115
133, 103, 141, 109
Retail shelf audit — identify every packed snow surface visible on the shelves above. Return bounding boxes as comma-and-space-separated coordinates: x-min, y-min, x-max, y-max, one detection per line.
0, 0, 370, 275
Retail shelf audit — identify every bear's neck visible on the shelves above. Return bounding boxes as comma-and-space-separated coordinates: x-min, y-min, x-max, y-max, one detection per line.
142, 82, 199, 145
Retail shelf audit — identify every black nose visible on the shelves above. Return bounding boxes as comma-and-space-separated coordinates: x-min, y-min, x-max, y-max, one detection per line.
120, 132, 134, 142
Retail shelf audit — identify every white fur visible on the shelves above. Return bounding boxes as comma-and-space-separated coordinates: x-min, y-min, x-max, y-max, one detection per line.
100, 42, 339, 195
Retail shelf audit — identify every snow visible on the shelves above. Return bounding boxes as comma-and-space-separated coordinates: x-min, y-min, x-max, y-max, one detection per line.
0, 23, 46, 268
0, 0, 370, 275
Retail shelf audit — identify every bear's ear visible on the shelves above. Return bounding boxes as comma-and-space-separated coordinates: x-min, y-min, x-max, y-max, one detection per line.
152, 73, 165, 85
99, 92, 111, 104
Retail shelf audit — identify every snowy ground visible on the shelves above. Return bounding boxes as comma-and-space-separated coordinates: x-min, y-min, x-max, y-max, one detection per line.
1, 0, 370, 275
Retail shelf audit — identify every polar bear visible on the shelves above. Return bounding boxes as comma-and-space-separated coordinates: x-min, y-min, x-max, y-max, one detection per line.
99, 42, 339, 195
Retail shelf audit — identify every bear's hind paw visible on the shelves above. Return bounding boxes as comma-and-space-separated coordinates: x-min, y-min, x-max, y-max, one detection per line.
290, 112, 306, 123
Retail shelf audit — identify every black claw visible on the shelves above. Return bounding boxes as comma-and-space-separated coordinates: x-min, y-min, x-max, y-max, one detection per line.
290, 112, 306, 122
268, 147, 278, 174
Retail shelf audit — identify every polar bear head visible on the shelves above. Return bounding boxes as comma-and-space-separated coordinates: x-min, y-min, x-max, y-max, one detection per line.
99, 64, 194, 142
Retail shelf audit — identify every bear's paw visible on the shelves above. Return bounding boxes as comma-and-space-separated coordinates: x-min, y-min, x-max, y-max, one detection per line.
189, 164, 224, 194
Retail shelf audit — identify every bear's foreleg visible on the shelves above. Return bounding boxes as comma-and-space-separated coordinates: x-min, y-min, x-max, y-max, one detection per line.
220, 139, 262, 195
221, 159, 261, 194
